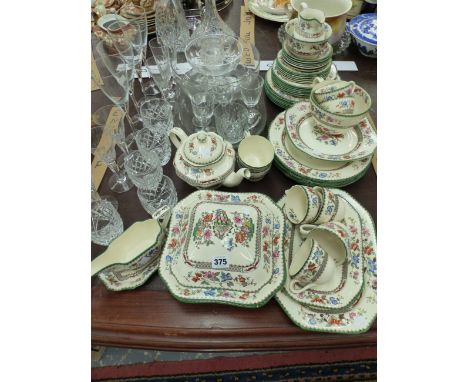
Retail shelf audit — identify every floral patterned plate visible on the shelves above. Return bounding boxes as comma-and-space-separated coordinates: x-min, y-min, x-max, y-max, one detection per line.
275, 190, 377, 333
169, 198, 281, 293
269, 112, 372, 185
282, 194, 365, 310
159, 191, 286, 308
285, 102, 376, 161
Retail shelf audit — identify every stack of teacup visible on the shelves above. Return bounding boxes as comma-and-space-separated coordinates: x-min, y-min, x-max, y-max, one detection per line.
265, 8, 338, 109
280, 185, 364, 314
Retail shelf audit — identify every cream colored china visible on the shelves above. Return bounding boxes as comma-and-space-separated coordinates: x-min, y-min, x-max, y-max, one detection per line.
275, 190, 376, 334
268, 111, 372, 187
91, 206, 171, 291
284, 185, 321, 224
248, 0, 290, 22
257, 0, 288, 15
312, 78, 356, 104
237, 133, 274, 181
284, 101, 376, 162
299, 221, 350, 265
314, 186, 346, 224
283, 193, 363, 309
284, 18, 332, 57
309, 85, 372, 133
289, 235, 336, 292
159, 190, 286, 307
320, 97, 356, 115
291, 0, 352, 45
295, 9, 326, 41
170, 128, 251, 189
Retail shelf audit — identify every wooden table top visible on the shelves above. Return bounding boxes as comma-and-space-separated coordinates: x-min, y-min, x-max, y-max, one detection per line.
92, 1, 377, 351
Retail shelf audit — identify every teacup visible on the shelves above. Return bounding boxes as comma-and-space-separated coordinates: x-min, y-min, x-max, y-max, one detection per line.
284, 185, 321, 224
288, 235, 337, 293
312, 79, 356, 104
237, 133, 274, 182
295, 9, 326, 41
313, 186, 346, 224
298, 221, 351, 265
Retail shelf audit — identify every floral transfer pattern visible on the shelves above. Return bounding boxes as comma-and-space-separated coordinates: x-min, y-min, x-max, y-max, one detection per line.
269, 111, 372, 184
191, 209, 255, 252
159, 191, 286, 306
275, 191, 377, 333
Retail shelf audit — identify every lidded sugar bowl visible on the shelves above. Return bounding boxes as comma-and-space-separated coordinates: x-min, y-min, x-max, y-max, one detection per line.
169, 127, 251, 189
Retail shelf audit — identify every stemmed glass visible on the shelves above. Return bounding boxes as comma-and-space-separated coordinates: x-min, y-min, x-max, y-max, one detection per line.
92, 39, 135, 132
240, 73, 265, 128
148, 38, 176, 100
190, 91, 215, 131
93, 132, 134, 193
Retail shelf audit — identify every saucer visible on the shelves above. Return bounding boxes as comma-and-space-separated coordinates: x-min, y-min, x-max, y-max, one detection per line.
292, 21, 333, 43
285, 102, 377, 161
159, 191, 286, 307
275, 190, 377, 333
268, 112, 372, 187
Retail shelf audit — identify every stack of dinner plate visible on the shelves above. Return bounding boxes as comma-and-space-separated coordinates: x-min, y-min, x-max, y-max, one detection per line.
265, 15, 339, 109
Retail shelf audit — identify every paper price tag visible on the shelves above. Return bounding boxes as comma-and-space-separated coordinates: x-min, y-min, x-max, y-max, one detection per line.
333, 61, 358, 71
91, 107, 124, 189
91, 54, 103, 91
240, 5, 255, 66
212, 256, 229, 269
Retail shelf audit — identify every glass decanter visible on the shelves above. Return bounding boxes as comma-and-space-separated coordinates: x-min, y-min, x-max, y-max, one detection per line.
191, 0, 236, 39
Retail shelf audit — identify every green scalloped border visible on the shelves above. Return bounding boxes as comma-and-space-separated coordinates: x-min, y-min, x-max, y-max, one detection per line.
274, 191, 377, 334
158, 191, 288, 308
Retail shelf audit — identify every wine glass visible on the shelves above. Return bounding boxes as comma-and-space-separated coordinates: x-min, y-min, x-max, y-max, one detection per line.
135, 127, 172, 166
137, 175, 178, 216
123, 149, 163, 190
93, 131, 134, 193
240, 73, 264, 128
92, 39, 135, 132
148, 38, 176, 100
190, 91, 215, 131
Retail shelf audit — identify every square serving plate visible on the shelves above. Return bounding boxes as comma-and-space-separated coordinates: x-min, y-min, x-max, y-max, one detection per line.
159, 190, 286, 308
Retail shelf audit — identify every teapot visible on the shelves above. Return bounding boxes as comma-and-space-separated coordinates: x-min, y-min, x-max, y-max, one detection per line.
169, 127, 251, 189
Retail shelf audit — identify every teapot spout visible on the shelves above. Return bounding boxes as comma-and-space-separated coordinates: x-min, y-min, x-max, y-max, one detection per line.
222, 168, 251, 188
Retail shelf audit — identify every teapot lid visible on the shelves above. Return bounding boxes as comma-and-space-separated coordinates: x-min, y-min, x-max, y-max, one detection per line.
183, 131, 225, 166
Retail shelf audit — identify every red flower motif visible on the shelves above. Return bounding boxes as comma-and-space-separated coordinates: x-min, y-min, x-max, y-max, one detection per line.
203, 213, 213, 222
169, 239, 178, 249
364, 246, 374, 255
239, 292, 249, 300
330, 318, 342, 325
235, 231, 246, 243
263, 242, 269, 252
307, 262, 317, 272
239, 276, 246, 283
351, 242, 359, 251
313, 297, 323, 303
273, 235, 280, 245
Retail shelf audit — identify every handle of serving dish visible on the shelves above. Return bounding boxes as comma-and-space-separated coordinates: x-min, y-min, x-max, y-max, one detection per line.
151, 205, 171, 229
169, 127, 188, 149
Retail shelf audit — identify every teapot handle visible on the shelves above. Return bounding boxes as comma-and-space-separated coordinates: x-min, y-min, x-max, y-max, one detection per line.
169, 127, 188, 149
